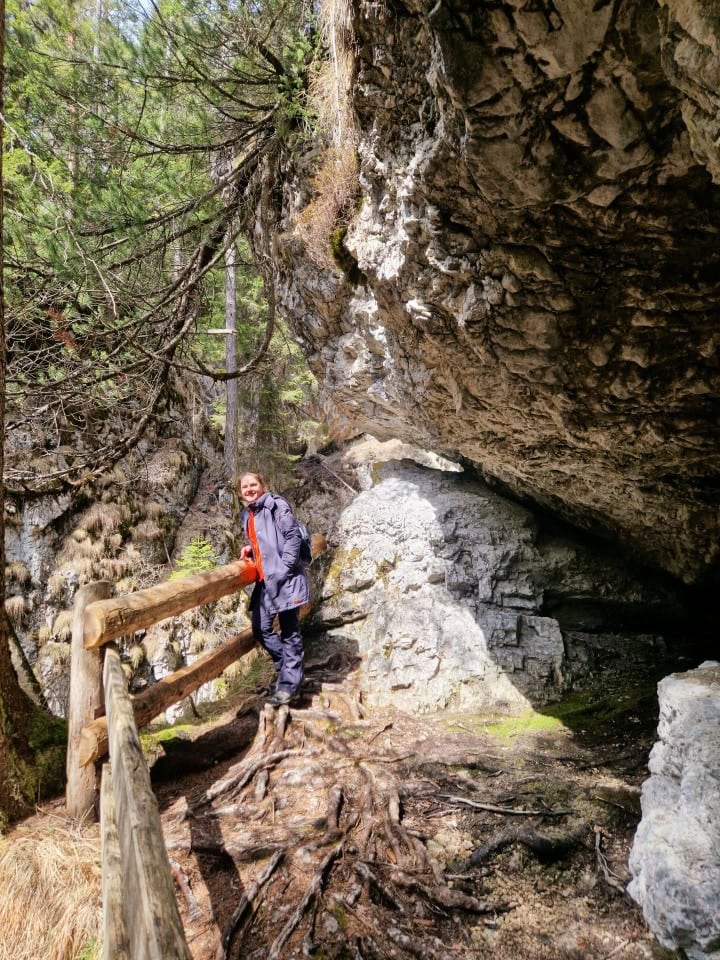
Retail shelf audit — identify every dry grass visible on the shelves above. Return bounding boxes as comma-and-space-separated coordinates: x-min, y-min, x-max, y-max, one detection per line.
122, 544, 142, 563
5, 594, 26, 626
81, 502, 124, 534
0, 822, 101, 960
128, 643, 146, 669
293, 143, 359, 270
41, 641, 71, 667
97, 557, 131, 580
142, 629, 169, 663
74, 558, 97, 585
189, 629, 215, 654
52, 610, 73, 641
106, 532, 124, 550
143, 501, 165, 520
47, 572, 67, 601
132, 519, 163, 543
115, 576, 137, 593
70, 528, 88, 543
5, 561, 31, 585
97, 465, 126, 489
37, 625, 52, 644
315, 0, 356, 145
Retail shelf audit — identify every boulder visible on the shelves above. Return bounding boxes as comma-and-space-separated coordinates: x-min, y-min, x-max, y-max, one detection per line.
310, 446, 685, 713
628, 662, 720, 960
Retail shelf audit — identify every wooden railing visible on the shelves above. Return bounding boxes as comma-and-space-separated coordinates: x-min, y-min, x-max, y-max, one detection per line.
66, 559, 258, 959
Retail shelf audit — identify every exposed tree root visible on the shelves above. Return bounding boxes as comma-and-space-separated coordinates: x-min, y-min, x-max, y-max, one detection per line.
469, 825, 589, 866
170, 858, 203, 923
217, 849, 284, 960
157, 682, 652, 960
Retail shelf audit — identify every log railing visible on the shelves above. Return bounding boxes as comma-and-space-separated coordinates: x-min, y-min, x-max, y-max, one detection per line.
66, 558, 259, 959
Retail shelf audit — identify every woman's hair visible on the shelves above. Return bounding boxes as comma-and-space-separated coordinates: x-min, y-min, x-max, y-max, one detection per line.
238, 472, 267, 493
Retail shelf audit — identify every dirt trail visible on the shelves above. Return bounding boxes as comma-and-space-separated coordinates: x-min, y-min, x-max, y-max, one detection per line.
153, 651, 661, 960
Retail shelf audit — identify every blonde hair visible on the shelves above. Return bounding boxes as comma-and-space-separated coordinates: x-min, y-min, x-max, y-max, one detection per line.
238, 472, 267, 495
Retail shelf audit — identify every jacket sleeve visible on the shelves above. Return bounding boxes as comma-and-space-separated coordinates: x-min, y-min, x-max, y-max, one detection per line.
274, 498, 302, 571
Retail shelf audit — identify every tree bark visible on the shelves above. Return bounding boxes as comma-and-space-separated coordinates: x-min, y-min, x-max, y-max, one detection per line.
0, 0, 43, 825
224, 236, 238, 482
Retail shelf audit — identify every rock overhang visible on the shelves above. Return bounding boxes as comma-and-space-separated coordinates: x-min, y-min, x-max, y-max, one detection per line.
265, 0, 720, 585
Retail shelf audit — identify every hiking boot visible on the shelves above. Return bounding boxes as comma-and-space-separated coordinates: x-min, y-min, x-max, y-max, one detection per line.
267, 689, 297, 707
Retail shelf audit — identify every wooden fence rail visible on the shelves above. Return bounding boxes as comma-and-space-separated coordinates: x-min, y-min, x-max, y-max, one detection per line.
101, 645, 192, 960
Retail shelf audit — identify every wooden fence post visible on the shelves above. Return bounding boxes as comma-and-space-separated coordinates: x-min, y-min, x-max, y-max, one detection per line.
66, 580, 113, 820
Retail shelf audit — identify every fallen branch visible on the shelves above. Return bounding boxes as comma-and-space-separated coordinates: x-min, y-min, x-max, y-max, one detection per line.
594, 827, 629, 896
437, 794, 572, 817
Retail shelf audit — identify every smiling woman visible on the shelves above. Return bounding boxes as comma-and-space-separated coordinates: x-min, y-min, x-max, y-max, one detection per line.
238, 472, 310, 706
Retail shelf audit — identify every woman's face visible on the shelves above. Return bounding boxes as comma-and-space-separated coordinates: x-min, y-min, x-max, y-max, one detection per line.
240, 474, 265, 503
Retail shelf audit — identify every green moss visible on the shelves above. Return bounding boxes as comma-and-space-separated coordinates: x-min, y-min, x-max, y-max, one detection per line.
329, 902, 348, 930
76, 937, 100, 960
485, 709, 565, 740
27, 709, 67, 751
140, 724, 194, 761
329, 226, 347, 260
541, 681, 659, 736
13, 708, 66, 803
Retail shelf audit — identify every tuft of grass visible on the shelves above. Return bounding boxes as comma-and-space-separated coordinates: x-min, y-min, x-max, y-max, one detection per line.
132, 519, 163, 543
293, 143, 359, 272
5, 594, 26, 626
5, 561, 31, 585
47, 572, 67, 601
143, 501, 165, 520
0, 824, 102, 960
189, 629, 215, 654
42, 641, 71, 667
81, 502, 124, 534
52, 610, 74, 641
128, 643, 146, 670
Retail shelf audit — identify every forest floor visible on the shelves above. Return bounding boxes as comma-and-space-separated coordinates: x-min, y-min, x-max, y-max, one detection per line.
139, 642, 680, 960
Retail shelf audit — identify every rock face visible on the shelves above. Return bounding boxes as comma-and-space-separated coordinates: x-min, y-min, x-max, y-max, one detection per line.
307, 442, 685, 714
628, 662, 720, 960
267, 0, 720, 585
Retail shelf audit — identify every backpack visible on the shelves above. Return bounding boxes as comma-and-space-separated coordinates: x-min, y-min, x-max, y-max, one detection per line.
297, 521, 313, 564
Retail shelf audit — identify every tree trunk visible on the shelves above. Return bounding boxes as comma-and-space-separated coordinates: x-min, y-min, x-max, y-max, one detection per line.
0, 0, 45, 828
224, 236, 238, 482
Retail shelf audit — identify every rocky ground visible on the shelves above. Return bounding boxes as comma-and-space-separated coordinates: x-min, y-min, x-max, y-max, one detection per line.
147, 642, 679, 960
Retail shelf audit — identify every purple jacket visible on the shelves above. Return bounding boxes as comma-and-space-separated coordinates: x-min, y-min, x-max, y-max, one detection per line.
240, 492, 310, 615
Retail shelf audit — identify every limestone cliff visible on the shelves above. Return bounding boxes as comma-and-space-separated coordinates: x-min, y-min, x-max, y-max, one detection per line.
263, 0, 720, 585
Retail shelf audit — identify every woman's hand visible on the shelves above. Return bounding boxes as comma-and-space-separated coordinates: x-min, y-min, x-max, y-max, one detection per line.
240, 545, 253, 560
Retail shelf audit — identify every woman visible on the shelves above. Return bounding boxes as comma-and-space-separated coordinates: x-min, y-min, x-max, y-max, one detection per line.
238, 472, 309, 706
